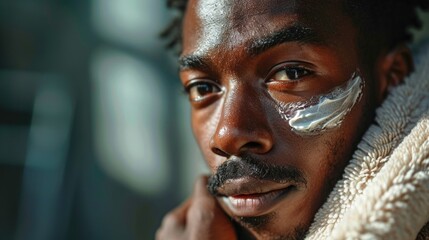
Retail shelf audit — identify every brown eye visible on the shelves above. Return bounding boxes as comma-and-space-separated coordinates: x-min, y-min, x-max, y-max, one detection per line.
271, 67, 311, 82
186, 81, 222, 102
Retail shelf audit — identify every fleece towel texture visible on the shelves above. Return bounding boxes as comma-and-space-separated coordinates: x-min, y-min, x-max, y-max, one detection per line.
305, 44, 429, 240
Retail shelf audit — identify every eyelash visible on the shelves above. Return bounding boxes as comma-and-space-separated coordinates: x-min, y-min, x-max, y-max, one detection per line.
183, 79, 223, 102
267, 64, 313, 83
181, 64, 313, 103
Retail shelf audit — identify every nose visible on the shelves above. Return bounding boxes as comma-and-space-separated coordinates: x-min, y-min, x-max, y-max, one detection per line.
209, 83, 274, 157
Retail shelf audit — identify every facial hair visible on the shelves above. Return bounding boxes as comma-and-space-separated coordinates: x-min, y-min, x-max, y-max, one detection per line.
207, 154, 307, 196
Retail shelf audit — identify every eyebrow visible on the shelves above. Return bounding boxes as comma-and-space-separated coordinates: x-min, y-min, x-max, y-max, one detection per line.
247, 24, 321, 56
178, 24, 321, 71
178, 55, 209, 71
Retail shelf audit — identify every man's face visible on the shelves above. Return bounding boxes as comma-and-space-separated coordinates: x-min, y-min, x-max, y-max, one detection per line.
180, 0, 378, 238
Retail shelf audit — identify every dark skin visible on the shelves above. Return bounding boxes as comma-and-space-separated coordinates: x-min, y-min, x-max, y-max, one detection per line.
156, 0, 413, 239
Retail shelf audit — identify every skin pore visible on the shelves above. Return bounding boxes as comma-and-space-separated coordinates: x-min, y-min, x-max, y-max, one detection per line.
174, 0, 412, 239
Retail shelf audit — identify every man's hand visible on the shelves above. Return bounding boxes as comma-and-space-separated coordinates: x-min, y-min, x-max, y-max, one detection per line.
156, 176, 237, 240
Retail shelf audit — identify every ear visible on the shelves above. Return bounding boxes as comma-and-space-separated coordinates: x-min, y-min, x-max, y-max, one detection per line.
375, 44, 414, 104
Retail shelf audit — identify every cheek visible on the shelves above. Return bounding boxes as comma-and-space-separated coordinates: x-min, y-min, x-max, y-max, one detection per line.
302, 79, 375, 188
276, 72, 364, 136
191, 108, 223, 171
291, 82, 374, 217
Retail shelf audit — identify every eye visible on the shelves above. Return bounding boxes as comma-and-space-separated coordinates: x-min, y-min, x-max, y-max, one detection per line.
185, 80, 222, 102
270, 66, 312, 82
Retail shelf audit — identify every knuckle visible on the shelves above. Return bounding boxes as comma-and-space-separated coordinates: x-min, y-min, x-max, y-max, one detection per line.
157, 213, 185, 240
155, 228, 176, 240
155, 228, 163, 240
162, 212, 180, 228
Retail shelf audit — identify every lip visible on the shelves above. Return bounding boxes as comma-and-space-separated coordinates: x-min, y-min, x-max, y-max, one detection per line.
217, 177, 296, 216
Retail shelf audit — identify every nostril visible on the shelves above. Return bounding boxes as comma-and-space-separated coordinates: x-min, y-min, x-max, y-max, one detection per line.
211, 147, 230, 157
242, 142, 262, 150
211, 142, 267, 157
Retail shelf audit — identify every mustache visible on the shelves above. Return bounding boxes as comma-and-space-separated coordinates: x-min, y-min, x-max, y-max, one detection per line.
207, 155, 307, 196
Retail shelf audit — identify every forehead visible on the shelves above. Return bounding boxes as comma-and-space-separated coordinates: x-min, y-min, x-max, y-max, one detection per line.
182, 0, 347, 56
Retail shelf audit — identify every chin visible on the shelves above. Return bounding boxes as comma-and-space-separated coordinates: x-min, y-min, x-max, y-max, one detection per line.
232, 213, 310, 240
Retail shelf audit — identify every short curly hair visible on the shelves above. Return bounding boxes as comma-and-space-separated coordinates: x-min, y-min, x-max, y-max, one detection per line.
162, 0, 429, 53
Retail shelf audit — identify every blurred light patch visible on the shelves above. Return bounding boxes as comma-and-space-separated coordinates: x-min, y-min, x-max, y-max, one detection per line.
91, 47, 169, 196
17, 78, 74, 240
92, 0, 166, 50
25, 81, 73, 169
412, 9, 429, 45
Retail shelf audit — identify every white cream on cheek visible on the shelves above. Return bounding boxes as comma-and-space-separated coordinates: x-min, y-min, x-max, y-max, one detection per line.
276, 71, 364, 135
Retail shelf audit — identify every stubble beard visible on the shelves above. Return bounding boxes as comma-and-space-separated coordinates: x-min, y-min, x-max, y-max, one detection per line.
208, 136, 350, 240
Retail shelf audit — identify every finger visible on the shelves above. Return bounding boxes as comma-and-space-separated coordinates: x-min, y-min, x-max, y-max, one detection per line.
191, 175, 213, 199
189, 175, 219, 216
156, 198, 192, 240
157, 212, 185, 240
163, 197, 192, 228
188, 175, 224, 224
187, 176, 237, 239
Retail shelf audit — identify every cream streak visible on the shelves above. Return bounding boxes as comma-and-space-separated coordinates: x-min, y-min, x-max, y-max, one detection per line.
276, 71, 364, 135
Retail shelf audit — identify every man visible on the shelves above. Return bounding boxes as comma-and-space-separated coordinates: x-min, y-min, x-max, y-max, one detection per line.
158, 0, 429, 239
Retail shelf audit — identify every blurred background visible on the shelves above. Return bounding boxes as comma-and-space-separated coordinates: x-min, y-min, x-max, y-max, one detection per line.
0, 1, 429, 240
0, 1, 207, 239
